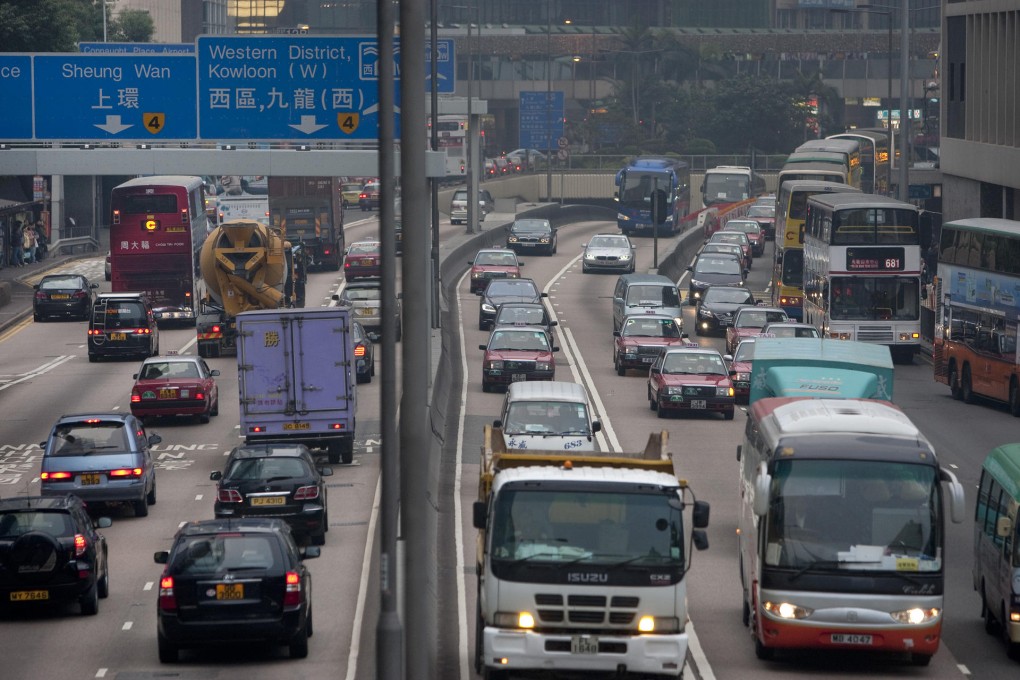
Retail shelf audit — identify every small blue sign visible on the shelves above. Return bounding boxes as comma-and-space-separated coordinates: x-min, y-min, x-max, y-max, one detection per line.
197, 36, 401, 141
519, 91, 564, 151
425, 39, 455, 94
0, 56, 33, 140
79, 42, 196, 54
33, 55, 197, 140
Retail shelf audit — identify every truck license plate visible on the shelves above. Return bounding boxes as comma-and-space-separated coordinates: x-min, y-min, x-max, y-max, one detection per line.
831, 634, 873, 645
570, 635, 599, 654
691, 399, 707, 409
283, 422, 311, 430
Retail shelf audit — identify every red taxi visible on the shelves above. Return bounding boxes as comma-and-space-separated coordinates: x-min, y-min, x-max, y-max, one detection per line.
344, 240, 382, 280
613, 313, 686, 376
468, 248, 522, 294
725, 306, 789, 355
647, 346, 735, 420
724, 218, 766, 257
479, 326, 559, 392
130, 355, 220, 423
726, 336, 762, 404
707, 230, 752, 270
746, 203, 776, 240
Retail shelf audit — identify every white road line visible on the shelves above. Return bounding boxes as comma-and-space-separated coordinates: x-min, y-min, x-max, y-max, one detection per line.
121, 621, 133, 631
195, 494, 203, 501
455, 269, 473, 680
143, 581, 153, 591
342, 476, 382, 680
0, 355, 74, 392
958, 664, 971, 675
178, 521, 187, 528
95, 669, 107, 678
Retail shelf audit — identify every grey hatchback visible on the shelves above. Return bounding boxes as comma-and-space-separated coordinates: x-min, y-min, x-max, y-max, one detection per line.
40, 413, 160, 518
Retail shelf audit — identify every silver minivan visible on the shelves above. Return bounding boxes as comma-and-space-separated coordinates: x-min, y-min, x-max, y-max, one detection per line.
494, 381, 601, 452
611, 273, 684, 332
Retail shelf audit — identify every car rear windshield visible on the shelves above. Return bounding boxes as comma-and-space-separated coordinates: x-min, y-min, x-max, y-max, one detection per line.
98, 302, 147, 328
49, 421, 129, 456
170, 534, 283, 575
40, 276, 83, 290
225, 457, 311, 481
0, 510, 74, 538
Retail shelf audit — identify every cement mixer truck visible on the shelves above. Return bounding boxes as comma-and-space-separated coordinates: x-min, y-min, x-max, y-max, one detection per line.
195, 219, 303, 358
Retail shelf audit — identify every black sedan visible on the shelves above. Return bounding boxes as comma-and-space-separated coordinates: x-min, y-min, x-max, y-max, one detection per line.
686, 254, 747, 306
694, 285, 757, 336
478, 278, 546, 330
352, 320, 376, 383
506, 218, 557, 255
210, 444, 332, 546
33, 274, 98, 321
154, 518, 319, 662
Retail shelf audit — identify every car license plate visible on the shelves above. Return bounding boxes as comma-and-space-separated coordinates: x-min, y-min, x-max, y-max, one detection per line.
79, 473, 101, 485
51, 294, 70, 300
159, 388, 178, 399
215, 583, 245, 600
10, 590, 48, 602
284, 422, 311, 431
641, 357, 655, 363
361, 259, 374, 266
110, 332, 127, 341
360, 308, 377, 316
570, 636, 599, 654
251, 496, 286, 506
691, 399, 707, 409
511, 373, 527, 382
831, 634, 873, 645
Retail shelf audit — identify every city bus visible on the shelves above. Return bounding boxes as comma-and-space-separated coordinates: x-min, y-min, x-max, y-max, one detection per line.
777, 161, 851, 189
701, 165, 767, 207
738, 397, 965, 666
614, 156, 693, 236
829, 129, 891, 195
109, 176, 209, 326
931, 218, 1020, 416
802, 192, 922, 363
974, 443, 1020, 657
797, 138, 862, 188
429, 114, 468, 179
772, 180, 861, 320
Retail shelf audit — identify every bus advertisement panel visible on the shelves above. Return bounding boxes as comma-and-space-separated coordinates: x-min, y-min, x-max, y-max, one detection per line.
701, 165, 767, 207
738, 397, 965, 666
615, 156, 692, 236
802, 193, 922, 364
109, 175, 209, 326
932, 218, 1020, 415
772, 180, 861, 320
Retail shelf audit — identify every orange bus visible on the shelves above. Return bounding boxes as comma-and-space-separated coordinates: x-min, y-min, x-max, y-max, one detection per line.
932, 218, 1020, 416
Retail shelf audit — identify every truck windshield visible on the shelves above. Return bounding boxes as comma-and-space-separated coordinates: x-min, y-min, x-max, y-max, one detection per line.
490, 488, 683, 565
764, 459, 941, 573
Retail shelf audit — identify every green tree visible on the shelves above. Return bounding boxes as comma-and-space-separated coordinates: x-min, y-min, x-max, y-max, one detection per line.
697, 75, 812, 154
112, 8, 154, 43
0, 0, 103, 52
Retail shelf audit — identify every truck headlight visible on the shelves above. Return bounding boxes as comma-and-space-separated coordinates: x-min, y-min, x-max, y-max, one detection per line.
890, 607, 940, 624
493, 611, 535, 629
762, 601, 813, 620
637, 615, 680, 633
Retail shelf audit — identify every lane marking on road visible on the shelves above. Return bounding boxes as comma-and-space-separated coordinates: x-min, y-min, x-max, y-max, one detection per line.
0, 354, 74, 392
342, 474, 382, 680
454, 268, 473, 680
95, 669, 107, 678
121, 621, 133, 631
143, 582, 153, 591
195, 494, 203, 501
958, 664, 971, 675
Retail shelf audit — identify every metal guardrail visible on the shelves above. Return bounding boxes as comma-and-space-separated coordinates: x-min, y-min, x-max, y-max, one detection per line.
51, 236, 98, 255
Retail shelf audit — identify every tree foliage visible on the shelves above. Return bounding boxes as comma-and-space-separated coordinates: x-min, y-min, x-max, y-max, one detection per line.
0, 0, 103, 52
114, 8, 155, 43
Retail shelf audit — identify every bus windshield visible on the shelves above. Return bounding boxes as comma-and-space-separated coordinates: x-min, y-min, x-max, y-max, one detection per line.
833, 208, 919, 245
619, 172, 670, 209
765, 459, 941, 572
829, 276, 920, 321
703, 173, 749, 203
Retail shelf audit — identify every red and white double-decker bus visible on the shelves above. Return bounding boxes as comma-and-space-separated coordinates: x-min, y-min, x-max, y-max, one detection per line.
109, 176, 209, 326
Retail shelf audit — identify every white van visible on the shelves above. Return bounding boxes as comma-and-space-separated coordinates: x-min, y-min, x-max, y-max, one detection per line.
494, 381, 601, 452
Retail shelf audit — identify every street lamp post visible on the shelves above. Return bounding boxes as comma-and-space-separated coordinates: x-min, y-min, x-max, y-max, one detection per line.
546, 9, 553, 202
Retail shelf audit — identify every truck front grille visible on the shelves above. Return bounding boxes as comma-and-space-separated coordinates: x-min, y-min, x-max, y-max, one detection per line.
534, 592, 640, 630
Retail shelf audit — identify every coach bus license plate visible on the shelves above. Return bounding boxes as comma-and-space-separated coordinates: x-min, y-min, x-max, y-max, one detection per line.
570, 636, 599, 654
10, 590, 48, 602
110, 332, 127, 341
284, 422, 311, 431
690, 399, 707, 409
831, 634, 872, 645
159, 388, 177, 399
79, 473, 101, 486
215, 583, 244, 600
251, 496, 286, 506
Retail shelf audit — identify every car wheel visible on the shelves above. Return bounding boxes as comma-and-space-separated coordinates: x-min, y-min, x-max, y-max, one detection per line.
33, 313, 42, 322
157, 632, 179, 663
948, 365, 962, 400
694, 323, 703, 336
210, 397, 219, 417
478, 316, 487, 331
97, 556, 110, 598
79, 583, 99, 616
289, 620, 310, 659
724, 408, 735, 421
754, 635, 774, 660
582, 264, 589, 274
341, 439, 354, 465
327, 441, 342, 465
656, 405, 667, 419
133, 499, 149, 518
147, 478, 157, 505
311, 528, 326, 546
648, 386, 657, 411
482, 382, 491, 393
616, 357, 625, 377
307, 603, 314, 637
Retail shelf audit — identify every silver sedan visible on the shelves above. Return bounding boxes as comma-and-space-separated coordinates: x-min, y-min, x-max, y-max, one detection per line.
581, 233, 636, 274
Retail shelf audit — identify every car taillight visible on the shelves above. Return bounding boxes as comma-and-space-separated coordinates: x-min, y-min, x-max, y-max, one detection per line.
74, 533, 87, 558
217, 488, 243, 503
40, 471, 72, 481
293, 485, 319, 501
135, 328, 152, 334
87, 329, 102, 336
73, 290, 88, 299
283, 571, 302, 607
131, 393, 141, 403
109, 468, 144, 477
354, 344, 366, 358
359, 193, 368, 199
35, 291, 47, 300
159, 575, 177, 611
194, 391, 205, 401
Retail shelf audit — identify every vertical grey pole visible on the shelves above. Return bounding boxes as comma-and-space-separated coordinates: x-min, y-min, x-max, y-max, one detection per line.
377, 0, 402, 670
430, 0, 441, 328
466, 17, 476, 233
546, 8, 553, 202
898, 0, 910, 202
401, 0, 431, 671
652, 176, 659, 269
886, 16, 893, 195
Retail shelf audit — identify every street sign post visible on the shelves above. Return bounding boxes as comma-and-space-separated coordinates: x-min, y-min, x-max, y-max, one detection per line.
0, 56, 32, 140
518, 91, 563, 151
425, 39, 455, 94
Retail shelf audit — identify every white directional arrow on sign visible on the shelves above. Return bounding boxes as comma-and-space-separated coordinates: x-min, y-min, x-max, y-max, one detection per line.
289, 115, 328, 135
94, 115, 133, 134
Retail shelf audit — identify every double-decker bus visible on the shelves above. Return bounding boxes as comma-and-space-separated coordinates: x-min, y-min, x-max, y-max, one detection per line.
797, 138, 862, 186
429, 114, 467, 179
829, 129, 890, 195
932, 218, 1020, 416
772, 180, 861, 320
738, 397, 965, 666
109, 176, 209, 326
614, 156, 693, 236
701, 165, 767, 208
802, 193, 922, 363
776, 161, 850, 188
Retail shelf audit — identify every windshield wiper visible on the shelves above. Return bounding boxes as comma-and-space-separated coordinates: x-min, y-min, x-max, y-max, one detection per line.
789, 560, 842, 581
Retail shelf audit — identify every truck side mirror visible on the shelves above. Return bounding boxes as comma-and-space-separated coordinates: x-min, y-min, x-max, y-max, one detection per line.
591, 420, 602, 433
692, 499, 710, 529
472, 501, 487, 530
692, 529, 709, 551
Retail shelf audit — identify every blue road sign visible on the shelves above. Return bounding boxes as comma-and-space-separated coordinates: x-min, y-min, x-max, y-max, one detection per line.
197, 36, 401, 141
0, 56, 33, 140
79, 42, 195, 54
33, 55, 197, 140
425, 39, 455, 94
519, 91, 564, 151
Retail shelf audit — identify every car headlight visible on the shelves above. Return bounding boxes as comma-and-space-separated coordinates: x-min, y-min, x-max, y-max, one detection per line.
507, 273, 519, 279
540, 237, 550, 243
617, 213, 630, 221
535, 361, 552, 371
472, 272, 484, 279
691, 278, 706, 288
734, 372, 750, 382
620, 252, 632, 260
890, 607, 940, 625
485, 360, 504, 370
508, 236, 518, 243
481, 303, 496, 313
623, 348, 638, 356
698, 307, 715, 319
762, 601, 813, 620
666, 386, 684, 395
584, 253, 597, 261
716, 386, 734, 397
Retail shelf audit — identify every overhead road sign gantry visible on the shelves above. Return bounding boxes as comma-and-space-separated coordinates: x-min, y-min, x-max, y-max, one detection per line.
0, 56, 32, 139
33, 54, 197, 140
197, 36, 402, 141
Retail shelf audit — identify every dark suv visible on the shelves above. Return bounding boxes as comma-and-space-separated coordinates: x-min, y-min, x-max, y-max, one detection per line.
154, 518, 319, 662
0, 494, 112, 615
88, 293, 159, 362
